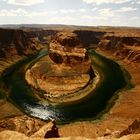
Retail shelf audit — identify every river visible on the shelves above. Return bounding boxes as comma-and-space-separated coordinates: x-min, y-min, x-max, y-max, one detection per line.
1, 49, 129, 124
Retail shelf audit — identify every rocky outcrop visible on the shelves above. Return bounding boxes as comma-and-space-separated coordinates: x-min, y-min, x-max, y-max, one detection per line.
0, 29, 58, 74
0, 28, 59, 58
120, 118, 140, 137
0, 115, 45, 136
0, 115, 58, 138
49, 32, 91, 73
0, 29, 43, 58
52, 32, 80, 47
25, 29, 58, 45
31, 120, 59, 138
98, 33, 140, 62
74, 30, 105, 48
1, 116, 140, 140
25, 32, 93, 103
1, 130, 140, 140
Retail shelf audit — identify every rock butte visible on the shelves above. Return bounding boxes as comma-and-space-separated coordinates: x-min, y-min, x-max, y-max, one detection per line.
25, 32, 93, 102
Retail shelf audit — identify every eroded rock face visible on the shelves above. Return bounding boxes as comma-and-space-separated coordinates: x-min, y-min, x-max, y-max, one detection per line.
53, 32, 80, 47
1, 130, 140, 140
49, 32, 91, 73
120, 118, 140, 137
0, 29, 43, 58
0, 115, 58, 138
98, 34, 140, 62
74, 30, 105, 48
0, 115, 45, 136
0, 29, 58, 75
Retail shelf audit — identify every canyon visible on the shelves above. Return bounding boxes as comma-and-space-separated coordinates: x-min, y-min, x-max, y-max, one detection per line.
0, 25, 140, 140
25, 32, 93, 103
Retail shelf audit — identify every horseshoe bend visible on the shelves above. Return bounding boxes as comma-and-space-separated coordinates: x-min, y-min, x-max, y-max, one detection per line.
0, 26, 140, 140
25, 32, 98, 103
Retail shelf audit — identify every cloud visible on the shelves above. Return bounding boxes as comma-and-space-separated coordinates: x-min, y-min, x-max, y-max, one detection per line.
0, 8, 28, 16
81, 6, 138, 22
48, 16, 75, 24
60, 9, 86, 14
137, 0, 140, 4
79, 9, 86, 13
82, 0, 132, 5
98, 6, 137, 17
81, 15, 94, 19
0, 8, 88, 17
91, 8, 98, 11
130, 16, 139, 20
91, 6, 137, 20
4, 0, 44, 6
116, 7, 137, 12
60, 9, 76, 13
81, 15, 107, 20
0, 4, 139, 27
99, 8, 114, 17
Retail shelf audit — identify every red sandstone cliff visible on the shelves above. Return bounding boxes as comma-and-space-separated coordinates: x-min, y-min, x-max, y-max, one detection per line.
98, 32, 140, 62
74, 30, 105, 48
0, 29, 44, 58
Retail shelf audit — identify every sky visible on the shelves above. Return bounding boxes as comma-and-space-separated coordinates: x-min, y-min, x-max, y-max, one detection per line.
0, 0, 140, 27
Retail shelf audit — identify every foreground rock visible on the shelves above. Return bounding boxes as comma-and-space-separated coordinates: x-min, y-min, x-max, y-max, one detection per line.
0, 115, 58, 138
1, 116, 140, 140
1, 130, 140, 140
120, 118, 140, 137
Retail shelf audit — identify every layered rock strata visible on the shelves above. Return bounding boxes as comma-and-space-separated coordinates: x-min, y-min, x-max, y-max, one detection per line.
0, 29, 43, 58
0, 29, 44, 75
0, 115, 59, 138
98, 33, 140, 62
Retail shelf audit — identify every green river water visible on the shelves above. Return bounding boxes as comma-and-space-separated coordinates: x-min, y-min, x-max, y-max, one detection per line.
1, 49, 131, 124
